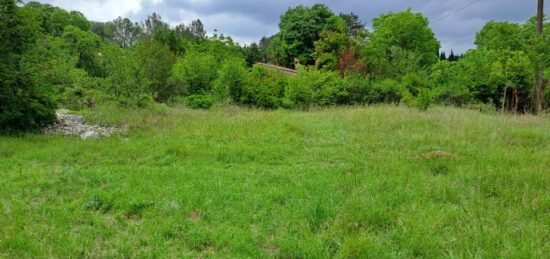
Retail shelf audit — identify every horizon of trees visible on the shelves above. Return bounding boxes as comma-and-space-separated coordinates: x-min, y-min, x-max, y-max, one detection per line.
0, 0, 548, 132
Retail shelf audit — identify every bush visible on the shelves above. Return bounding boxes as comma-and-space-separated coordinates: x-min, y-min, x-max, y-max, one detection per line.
285, 68, 349, 108
101, 44, 151, 107
313, 71, 349, 106
182, 94, 216, 109
172, 51, 218, 94
343, 74, 370, 105
432, 84, 472, 106
58, 68, 100, 110
0, 80, 57, 132
213, 58, 248, 102
241, 67, 287, 108
366, 79, 405, 104
285, 77, 314, 108
403, 87, 434, 110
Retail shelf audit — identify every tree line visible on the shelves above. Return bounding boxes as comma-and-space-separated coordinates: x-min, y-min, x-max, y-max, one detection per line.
0, 1, 548, 132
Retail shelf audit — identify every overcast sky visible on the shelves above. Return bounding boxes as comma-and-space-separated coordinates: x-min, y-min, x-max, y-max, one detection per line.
34, 0, 548, 53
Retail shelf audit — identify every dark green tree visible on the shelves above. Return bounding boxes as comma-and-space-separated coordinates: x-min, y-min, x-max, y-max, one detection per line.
439, 52, 447, 61
339, 12, 367, 39
91, 21, 115, 42
0, 0, 57, 131
62, 25, 104, 77
277, 4, 335, 67
244, 43, 262, 66
23, 2, 90, 36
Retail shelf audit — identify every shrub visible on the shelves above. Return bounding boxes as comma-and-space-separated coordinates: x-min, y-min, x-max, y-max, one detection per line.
100, 44, 151, 107
0, 81, 57, 132
58, 69, 100, 110
285, 68, 349, 108
432, 84, 472, 106
366, 79, 405, 104
241, 67, 287, 108
213, 58, 248, 101
285, 75, 314, 108
343, 74, 370, 105
429, 60, 473, 106
401, 72, 429, 96
314, 71, 349, 106
172, 51, 218, 94
182, 94, 216, 109
403, 87, 434, 110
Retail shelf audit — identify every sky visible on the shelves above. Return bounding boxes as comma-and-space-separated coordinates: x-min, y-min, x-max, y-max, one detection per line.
33, 0, 548, 53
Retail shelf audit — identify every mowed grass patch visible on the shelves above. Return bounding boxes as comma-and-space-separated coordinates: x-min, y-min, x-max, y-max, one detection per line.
0, 105, 549, 257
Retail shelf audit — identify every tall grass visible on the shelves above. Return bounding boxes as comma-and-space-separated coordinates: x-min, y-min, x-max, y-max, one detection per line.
0, 105, 549, 257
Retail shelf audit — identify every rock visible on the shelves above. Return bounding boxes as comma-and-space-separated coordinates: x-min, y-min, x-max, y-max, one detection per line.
44, 109, 122, 138
80, 130, 99, 139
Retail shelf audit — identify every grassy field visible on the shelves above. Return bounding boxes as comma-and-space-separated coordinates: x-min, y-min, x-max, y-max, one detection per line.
0, 105, 549, 258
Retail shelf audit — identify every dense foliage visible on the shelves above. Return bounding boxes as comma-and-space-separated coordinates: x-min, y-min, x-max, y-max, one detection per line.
0, 0, 56, 132
0, 1, 548, 132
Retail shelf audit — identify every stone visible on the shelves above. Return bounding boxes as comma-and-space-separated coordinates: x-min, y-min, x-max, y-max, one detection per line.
80, 130, 99, 140
44, 109, 122, 138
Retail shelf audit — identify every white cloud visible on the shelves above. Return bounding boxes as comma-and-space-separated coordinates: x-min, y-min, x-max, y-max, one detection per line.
46, 0, 151, 21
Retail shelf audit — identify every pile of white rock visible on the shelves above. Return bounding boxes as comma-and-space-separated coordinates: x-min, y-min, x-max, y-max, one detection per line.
44, 109, 122, 139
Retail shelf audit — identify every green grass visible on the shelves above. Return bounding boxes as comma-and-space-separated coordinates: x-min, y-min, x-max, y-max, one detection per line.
1, 105, 549, 258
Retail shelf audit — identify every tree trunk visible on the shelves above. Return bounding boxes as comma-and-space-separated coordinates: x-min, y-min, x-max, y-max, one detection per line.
534, 0, 544, 113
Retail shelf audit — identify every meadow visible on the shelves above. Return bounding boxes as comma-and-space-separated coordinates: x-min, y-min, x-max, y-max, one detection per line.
0, 105, 549, 258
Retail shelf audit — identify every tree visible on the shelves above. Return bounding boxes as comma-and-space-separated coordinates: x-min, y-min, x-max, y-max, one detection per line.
439, 52, 447, 61
366, 9, 440, 69
171, 51, 219, 94
448, 50, 457, 62
266, 34, 293, 67
91, 21, 115, 42
474, 16, 549, 112
475, 21, 525, 51
174, 23, 193, 41
142, 12, 168, 37
313, 16, 352, 71
277, 4, 336, 67
112, 17, 142, 47
132, 39, 176, 102
20, 37, 98, 111
213, 58, 248, 101
0, 0, 56, 131
23, 2, 90, 36
258, 36, 274, 63
339, 12, 367, 40
101, 44, 152, 107
534, 0, 545, 113
62, 25, 104, 77
244, 43, 262, 66
190, 19, 206, 39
